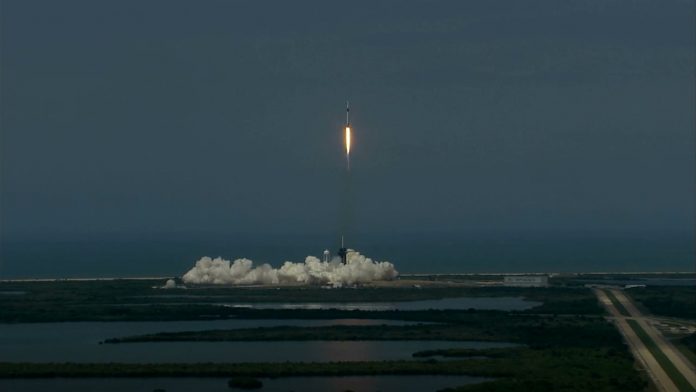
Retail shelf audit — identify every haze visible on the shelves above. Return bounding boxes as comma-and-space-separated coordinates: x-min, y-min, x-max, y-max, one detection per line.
1, 0, 694, 276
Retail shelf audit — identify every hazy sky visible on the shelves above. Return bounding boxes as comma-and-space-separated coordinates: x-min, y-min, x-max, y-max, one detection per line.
2, 0, 694, 243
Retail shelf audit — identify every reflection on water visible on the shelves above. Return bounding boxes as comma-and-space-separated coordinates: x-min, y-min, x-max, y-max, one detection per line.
0, 318, 412, 345
0, 376, 491, 392
0, 320, 515, 363
0, 291, 26, 296
223, 296, 539, 311
262, 375, 491, 392
0, 338, 512, 363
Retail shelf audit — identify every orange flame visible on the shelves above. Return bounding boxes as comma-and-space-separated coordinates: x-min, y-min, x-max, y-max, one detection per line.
345, 126, 351, 156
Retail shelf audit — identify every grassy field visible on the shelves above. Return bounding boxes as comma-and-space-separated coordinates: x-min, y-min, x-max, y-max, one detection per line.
676, 334, 696, 366
627, 286, 696, 320
676, 343, 696, 368
605, 290, 631, 317
626, 319, 695, 392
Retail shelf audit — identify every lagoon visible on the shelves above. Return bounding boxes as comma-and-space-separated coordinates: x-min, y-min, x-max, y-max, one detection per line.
0, 375, 491, 392
0, 319, 513, 363
221, 296, 539, 311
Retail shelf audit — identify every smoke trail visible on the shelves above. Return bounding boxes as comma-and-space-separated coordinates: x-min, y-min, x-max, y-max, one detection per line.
341, 106, 353, 246
181, 251, 398, 287
340, 161, 354, 251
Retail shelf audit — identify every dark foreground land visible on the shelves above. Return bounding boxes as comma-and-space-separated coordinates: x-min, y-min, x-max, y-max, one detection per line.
0, 348, 645, 391
0, 277, 599, 323
1, 274, 694, 391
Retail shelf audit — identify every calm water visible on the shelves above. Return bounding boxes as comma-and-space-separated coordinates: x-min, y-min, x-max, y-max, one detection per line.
0, 318, 414, 343
0, 291, 26, 295
577, 278, 696, 286
224, 296, 539, 311
0, 376, 490, 392
0, 319, 513, 363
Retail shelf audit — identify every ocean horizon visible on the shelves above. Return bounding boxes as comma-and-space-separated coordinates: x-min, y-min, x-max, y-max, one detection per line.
1, 230, 693, 279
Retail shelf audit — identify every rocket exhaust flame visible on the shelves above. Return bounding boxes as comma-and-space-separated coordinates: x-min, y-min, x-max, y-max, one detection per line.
345, 101, 351, 170
345, 126, 351, 166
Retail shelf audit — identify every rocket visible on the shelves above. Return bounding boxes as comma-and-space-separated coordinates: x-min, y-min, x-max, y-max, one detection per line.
338, 235, 348, 264
339, 101, 351, 263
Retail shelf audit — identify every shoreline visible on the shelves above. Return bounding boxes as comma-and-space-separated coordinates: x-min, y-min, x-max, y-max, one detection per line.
1, 271, 694, 283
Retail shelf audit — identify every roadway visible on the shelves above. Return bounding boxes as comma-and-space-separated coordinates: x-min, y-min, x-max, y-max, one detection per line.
610, 289, 696, 390
594, 288, 678, 392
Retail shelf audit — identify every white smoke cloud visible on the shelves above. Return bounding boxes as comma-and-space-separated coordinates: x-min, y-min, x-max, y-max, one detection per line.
182, 251, 398, 287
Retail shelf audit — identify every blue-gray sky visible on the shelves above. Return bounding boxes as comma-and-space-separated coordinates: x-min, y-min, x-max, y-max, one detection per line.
1, 0, 694, 275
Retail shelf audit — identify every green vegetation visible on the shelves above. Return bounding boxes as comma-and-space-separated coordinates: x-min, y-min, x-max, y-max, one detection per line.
0, 348, 646, 391
626, 319, 695, 392
104, 314, 619, 350
446, 349, 647, 392
0, 280, 602, 323
228, 377, 262, 389
0, 279, 659, 391
627, 286, 696, 320
605, 290, 631, 317
676, 333, 696, 366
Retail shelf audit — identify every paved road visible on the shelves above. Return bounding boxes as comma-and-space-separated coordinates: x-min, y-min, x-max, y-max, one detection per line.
594, 289, 678, 392
611, 289, 696, 390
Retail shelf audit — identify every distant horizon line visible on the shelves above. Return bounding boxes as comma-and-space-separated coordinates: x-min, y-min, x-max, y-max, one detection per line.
2, 271, 694, 283
2, 227, 693, 240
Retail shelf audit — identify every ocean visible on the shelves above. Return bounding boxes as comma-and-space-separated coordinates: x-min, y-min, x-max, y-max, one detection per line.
0, 231, 693, 279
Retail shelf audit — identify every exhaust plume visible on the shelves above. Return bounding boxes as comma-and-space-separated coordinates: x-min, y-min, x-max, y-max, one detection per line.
182, 251, 398, 287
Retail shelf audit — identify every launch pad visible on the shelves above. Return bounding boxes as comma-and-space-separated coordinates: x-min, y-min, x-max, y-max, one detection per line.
338, 247, 348, 263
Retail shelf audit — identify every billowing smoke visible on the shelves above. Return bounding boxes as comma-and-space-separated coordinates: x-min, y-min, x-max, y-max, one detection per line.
182, 251, 398, 287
